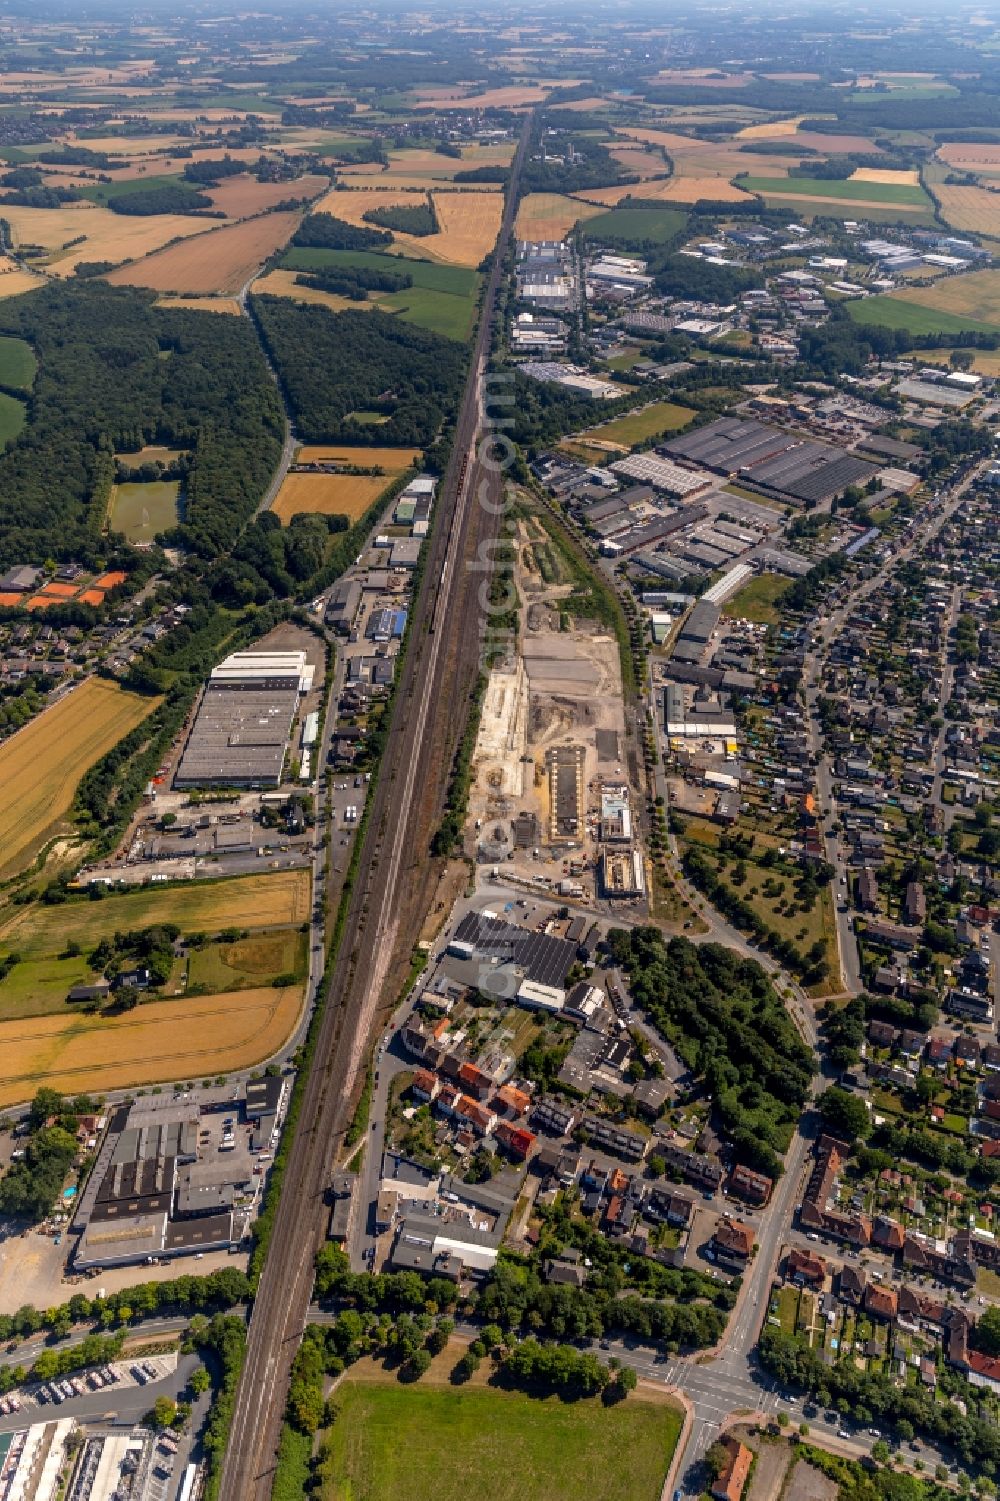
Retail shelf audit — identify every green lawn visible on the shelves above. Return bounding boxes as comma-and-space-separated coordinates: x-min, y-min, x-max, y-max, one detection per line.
723, 573, 791, 625
846, 295, 1000, 337
0, 953, 94, 1020
0, 392, 25, 445
575, 400, 694, 448
739, 175, 932, 207
77, 172, 189, 205
315, 1381, 682, 1501
582, 206, 687, 245
108, 480, 180, 542
282, 247, 480, 340
282, 246, 479, 297
0, 335, 35, 391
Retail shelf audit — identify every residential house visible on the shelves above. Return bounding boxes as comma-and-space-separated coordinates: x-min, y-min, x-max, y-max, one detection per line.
711, 1440, 753, 1501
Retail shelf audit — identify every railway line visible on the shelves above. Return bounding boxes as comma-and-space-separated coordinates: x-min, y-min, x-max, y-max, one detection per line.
216, 114, 532, 1501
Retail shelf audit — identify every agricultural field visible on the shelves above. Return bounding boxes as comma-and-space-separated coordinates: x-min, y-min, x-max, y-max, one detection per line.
107, 480, 180, 542
3, 202, 214, 276
296, 445, 420, 471
186, 927, 307, 992
315, 1377, 682, 1501
0, 983, 304, 1106
0, 679, 162, 880
738, 174, 931, 206
105, 210, 303, 293
931, 184, 1000, 237
0, 267, 43, 299
154, 296, 241, 314
607, 143, 671, 179
0, 334, 36, 390
275, 247, 482, 338
205, 172, 328, 218
311, 187, 501, 266
514, 192, 602, 240
272, 471, 393, 524
576, 177, 753, 207
936, 141, 1000, 174
849, 269, 1000, 334
581, 206, 686, 244
909, 346, 1000, 377
0, 867, 313, 959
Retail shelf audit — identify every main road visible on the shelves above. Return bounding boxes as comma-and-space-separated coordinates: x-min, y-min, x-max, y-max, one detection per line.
217, 117, 532, 1501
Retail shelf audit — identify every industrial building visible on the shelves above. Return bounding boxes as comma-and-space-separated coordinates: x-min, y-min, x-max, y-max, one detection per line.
601, 848, 645, 898
610, 453, 710, 498
175, 650, 313, 788
665, 416, 878, 504
325, 578, 361, 636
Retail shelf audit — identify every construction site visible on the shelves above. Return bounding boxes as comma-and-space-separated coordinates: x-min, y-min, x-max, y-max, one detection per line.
468, 514, 643, 906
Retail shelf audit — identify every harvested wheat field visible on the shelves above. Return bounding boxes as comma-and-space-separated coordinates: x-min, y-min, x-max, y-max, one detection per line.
206, 172, 327, 218
780, 130, 883, 154
296, 444, 421, 471
106, 211, 302, 293
576, 176, 753, 206
312, 187, 446, 258
609, 145, 671, 179
0, 678, 160, 879
882, 268, 1000, 327
937, 141, 1000, 171
339, 174, 502, 194
155, 295, 241, 314
852, 167, 921, 185
430, 191, 503, 265
273, 471, 391, 524
4, 202, 213, 276
0, 268, 43, 299
736, 114, 807, 140
254, 267, 368, 312
515, 192, 603, 240
423, 83, 556, 109
932, 184, 1000, 236
0, 984, 305, 1106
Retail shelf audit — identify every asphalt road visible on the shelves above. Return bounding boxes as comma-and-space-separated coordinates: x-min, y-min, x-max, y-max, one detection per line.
216, 116, 534, 1501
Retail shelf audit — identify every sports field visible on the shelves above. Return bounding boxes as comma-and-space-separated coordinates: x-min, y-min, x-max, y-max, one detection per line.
316, 1380, 681, 1501
0, 868, 312, 958
107, 480, 180, 542
106, 211, 303, 293
0, 678, 161, 879
273, 471, 392, 524
0, 983, 304, 1106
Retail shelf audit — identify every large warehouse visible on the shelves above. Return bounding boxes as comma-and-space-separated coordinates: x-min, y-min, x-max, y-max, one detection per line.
665, 416, 878, 505
175, 650, 314, 788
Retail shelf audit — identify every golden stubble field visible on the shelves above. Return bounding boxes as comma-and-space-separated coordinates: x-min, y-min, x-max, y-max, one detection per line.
273, 471, 391, 524
313, 187, 502, 266
105, 210, 303, 293
0, 678, 161, 880
296, 444, 421, 470
0, 868, 313, 957
4, 201, 214, 276
932, 184, 1000, 236
0, 984, 305, 1106
514, 192, 603, 239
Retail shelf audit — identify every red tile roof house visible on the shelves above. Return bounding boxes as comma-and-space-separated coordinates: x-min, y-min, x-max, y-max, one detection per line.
728, 1163, 773, 1206
711, 1440, 753, 1501
863, 1282, 899, 1321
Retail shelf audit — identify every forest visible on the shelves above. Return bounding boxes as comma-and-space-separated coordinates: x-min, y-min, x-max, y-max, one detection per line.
362, 197, 438, 236
291, 211, 391, 251
607, 930, 815, 1178
252, 296, 466, 446
107, 184, 216, 216
0, 281, 284, 565
294, 263, 412, 299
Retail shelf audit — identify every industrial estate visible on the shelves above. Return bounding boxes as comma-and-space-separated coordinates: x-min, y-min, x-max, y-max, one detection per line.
1, 5, 1000, 1501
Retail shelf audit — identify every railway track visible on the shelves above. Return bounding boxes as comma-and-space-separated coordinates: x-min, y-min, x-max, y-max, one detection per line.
216, 114, 531, 1501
